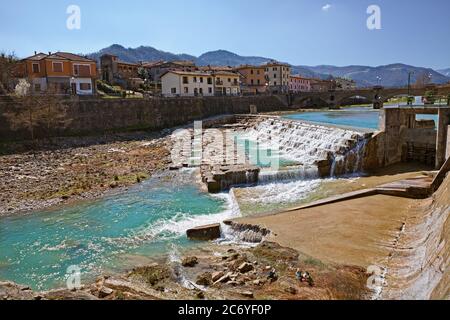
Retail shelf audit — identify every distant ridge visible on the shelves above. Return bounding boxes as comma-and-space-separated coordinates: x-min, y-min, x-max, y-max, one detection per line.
86, 44, 450, 87
437, 68, 450, 77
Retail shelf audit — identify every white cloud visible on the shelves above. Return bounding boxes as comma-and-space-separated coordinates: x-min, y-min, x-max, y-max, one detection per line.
322, 4, 332, 11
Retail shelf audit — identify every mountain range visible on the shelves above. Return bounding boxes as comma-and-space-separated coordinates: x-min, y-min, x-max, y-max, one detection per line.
437, 68, 450, 77
87, 44, 450, 87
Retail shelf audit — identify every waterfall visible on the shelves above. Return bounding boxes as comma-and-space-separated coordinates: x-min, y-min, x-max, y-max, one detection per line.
330, 137, 368, 177
241, 118, 368, 178
259, 166, 319, 183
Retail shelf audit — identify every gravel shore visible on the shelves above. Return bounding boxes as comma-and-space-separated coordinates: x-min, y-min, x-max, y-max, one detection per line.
0, 131, 172, 216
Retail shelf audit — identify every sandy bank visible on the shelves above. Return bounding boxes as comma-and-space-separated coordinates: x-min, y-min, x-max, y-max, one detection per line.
235, 194, 418, 268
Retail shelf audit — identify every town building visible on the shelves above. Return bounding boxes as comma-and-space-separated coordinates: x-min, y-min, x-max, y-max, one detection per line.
334, 77, 357, 90
289, 75, 311, 93
235, 65, 267, 94
310, 78, 335, 92
100, 54, 143, 90
161, 70, 214, 97
212, 70, 241, 96
16, 51, 97, 95
161, 69, 241, 97
263, 61, 291, 94
142, 60, 197, 84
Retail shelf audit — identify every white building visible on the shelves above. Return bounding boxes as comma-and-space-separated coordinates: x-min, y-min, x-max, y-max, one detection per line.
161, 71, 214, 97
161, 70, 241, 97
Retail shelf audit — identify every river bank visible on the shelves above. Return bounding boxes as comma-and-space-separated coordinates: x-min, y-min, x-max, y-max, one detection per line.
0, 240, 370, 300
0, 131, 172, 216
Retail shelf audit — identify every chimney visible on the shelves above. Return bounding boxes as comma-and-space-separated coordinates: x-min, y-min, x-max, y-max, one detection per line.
34, 51, 37, 55
48, 51, 52, 55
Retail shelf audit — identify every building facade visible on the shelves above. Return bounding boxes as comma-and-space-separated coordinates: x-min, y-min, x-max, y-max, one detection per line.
264, 61, 291, 94
17, 52, 97, 95
142, 60, 197, 84
161, 71, 214, 97
100, 54, 142, 89
235, 65, 266, 94
161, 70, 241, 97
213, 71, 240, 96
289, 75, 311, 93
310, 79, 335, 92
334, 77, 357, 90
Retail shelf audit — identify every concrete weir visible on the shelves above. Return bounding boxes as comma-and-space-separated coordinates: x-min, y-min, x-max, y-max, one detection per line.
201, 164, 260, 193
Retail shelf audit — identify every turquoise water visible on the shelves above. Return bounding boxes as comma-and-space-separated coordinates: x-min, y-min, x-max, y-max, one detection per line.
284, 106, 439, 130
0, 170, 231, 290
284, 107, 380, 130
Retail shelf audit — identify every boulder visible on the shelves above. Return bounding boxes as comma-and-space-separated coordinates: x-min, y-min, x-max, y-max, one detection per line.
238, 262, 254, 274
98, 286, 114, 298
182, 256, 199, 268
196, 272, 212, 286
187, 224, 221, 241
212, 271, 225, 282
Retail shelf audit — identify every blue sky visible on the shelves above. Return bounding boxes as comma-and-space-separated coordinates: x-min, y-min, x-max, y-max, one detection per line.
1, 0, 449, 69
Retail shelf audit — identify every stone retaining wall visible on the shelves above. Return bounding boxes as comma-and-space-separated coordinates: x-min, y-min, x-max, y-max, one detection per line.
0, 96, 288, 142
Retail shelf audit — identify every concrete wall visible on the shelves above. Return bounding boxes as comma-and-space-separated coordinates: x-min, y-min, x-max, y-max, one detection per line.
364, 107, 450, 171
447, 126, 450, 159
0, 95, 287, 142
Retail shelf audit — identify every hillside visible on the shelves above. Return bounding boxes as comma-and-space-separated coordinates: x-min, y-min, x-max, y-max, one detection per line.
86, 45, 450, 87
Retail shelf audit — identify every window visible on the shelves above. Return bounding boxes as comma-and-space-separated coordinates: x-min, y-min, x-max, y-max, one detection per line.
183, 77, 188, 84
273, 74, 277, 78
193, 77, 197, 83
171, 88, 177, 94
32, 63, 40, 73
250, 70, 254, 75
34, 83, 41, 92
257, 79, 261, 85
257, 70, 260, 75
228, 78, 231, 82
200, 77, 203, 83
251, 79, 254, 85
79, 83, 91, 91
52, 62, 63, 72
74, 64, 91, 76
274, 81, 277, 86
207, 77, 212, 84
208, 87, 212, 94
199, 88, 203, 94
184, 87, 189, 93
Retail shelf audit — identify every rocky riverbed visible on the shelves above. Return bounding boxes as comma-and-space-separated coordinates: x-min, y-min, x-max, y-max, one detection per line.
0, 131, 172, 216
0, 241, 370, 300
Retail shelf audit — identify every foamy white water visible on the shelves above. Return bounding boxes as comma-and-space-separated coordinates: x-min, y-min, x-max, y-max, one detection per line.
242, 118, 365, 167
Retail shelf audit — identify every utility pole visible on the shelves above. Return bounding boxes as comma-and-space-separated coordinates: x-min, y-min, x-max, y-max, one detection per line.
407, 71, 414, 105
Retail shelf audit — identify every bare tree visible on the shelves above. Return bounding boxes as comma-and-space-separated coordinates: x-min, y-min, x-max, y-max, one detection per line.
414, 72, 432, 88
3, 80, 72, 141
0, 52, 19, 94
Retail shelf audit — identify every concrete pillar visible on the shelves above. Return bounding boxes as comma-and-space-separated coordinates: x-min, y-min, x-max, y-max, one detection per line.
436, 108, 450, 169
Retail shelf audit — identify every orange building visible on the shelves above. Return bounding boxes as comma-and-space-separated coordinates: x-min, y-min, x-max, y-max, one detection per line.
17, 52, 97, 95
235, 65, 267, 94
